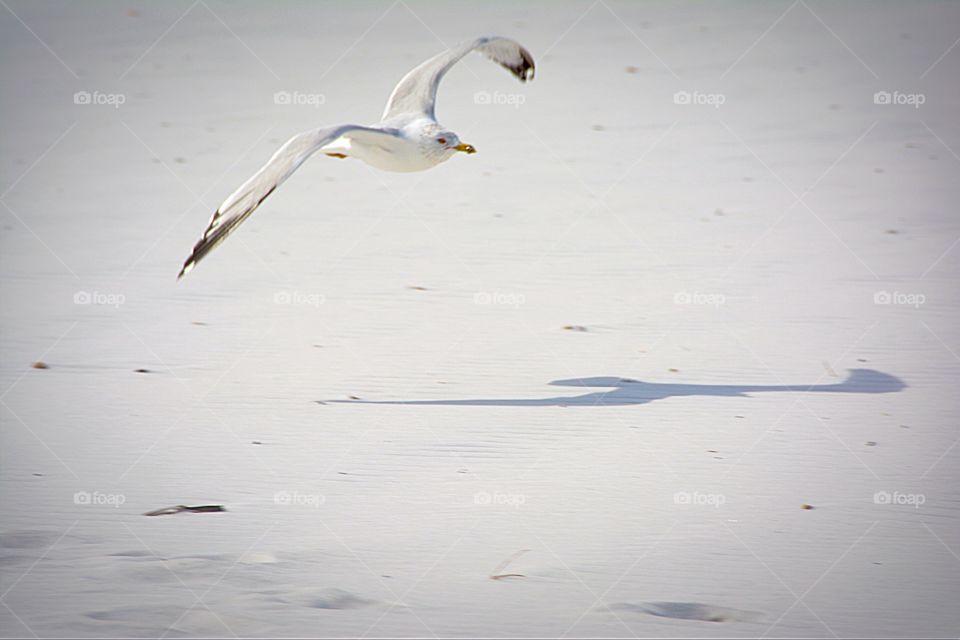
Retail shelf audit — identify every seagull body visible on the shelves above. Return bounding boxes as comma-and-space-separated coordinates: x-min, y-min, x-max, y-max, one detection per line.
178, 36, 535, 278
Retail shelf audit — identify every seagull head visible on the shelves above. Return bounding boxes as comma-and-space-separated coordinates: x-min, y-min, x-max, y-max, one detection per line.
418, 124, 476, 162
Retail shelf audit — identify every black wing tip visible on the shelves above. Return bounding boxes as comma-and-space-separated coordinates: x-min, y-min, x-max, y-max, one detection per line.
519, 47, 535, 82
505, 46, 535, 83
177, 257, 194, 280
177, 229, 211, 280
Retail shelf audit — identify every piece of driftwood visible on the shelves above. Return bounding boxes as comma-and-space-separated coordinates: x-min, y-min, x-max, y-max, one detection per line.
143, 505, 227, 516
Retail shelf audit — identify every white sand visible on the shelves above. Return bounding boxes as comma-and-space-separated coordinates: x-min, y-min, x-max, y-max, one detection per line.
1, 1, 958, 637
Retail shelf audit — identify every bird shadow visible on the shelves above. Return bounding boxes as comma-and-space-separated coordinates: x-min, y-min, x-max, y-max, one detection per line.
326, 368, 905, 407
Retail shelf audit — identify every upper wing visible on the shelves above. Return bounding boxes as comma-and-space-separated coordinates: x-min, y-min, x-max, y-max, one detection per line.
178, 124, 386, 279
381, 36, 534, 122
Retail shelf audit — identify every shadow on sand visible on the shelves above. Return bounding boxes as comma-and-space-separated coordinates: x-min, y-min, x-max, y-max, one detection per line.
327, 368, 905, 407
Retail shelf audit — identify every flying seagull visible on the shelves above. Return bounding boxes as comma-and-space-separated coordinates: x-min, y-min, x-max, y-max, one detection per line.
177, 36, 535, 279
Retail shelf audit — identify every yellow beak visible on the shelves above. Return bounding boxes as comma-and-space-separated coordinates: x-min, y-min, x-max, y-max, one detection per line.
454, 142, 477, 154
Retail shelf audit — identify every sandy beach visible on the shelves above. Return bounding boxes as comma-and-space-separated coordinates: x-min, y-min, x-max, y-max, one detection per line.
1, 1, 958, 637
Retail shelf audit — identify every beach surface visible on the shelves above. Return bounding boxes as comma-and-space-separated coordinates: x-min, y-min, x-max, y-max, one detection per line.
1, 1, 959, 637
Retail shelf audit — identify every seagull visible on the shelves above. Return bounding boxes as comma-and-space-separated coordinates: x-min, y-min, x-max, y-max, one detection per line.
177, 36, 535, 279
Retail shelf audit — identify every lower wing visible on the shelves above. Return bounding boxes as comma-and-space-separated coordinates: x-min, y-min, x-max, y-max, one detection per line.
178, 124, 389, 279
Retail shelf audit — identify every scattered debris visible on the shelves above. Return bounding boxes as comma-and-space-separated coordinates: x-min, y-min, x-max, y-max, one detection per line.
801, 504, 814, 510
31, 361, 49, 369
407, 285, 428, 291
668, 368, 679, 372
490, 549, 529, 580
143, 505, 226, 516
348, 395, 360, 400
134, 368, 151, 374
251, 440, 263, 445
563, 325, 588, 332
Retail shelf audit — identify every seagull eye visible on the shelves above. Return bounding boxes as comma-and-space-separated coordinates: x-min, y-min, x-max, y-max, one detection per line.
437, 137, 447, 144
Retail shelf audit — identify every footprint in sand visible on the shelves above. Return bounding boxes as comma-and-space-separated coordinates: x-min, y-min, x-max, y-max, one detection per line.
297, 587, 381, 610
608, 601, 762, 623
0, 529, 60, 549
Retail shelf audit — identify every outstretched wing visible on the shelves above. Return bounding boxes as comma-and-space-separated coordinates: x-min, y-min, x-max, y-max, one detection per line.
178, 124, 386, 279
381, 36, 534, 122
